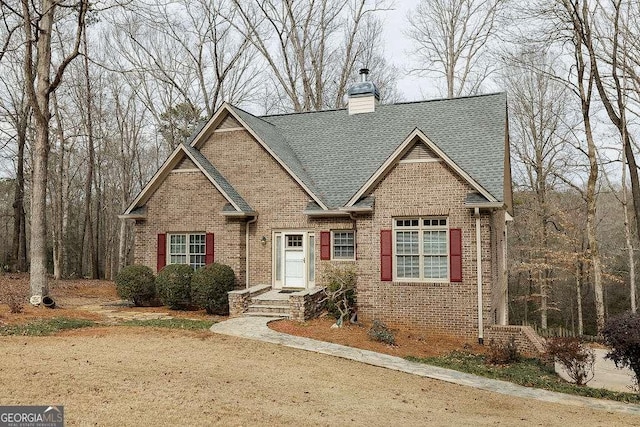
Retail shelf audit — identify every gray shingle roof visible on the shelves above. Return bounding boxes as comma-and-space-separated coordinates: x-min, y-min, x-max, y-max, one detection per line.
181, 143, 254, 213
465, 192, 492, 204
229, 106, 324, 203
253, 93, 507, 208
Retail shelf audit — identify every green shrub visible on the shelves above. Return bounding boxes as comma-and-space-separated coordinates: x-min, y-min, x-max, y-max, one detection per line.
546, 337, 595, 386
368, 320, 396, 345
115, 265, 156, 307
322, 265, 357, 326
603, 311, 640, 391
156, 264, 193, 310
191, 263, 236, 315
487, 336, 521, 365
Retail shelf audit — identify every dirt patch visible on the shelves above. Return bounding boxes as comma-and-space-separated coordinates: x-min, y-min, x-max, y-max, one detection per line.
0, 275, 224, 325
0, 329, 635, 426
270, 316, 486, 359
0, 274, 118, 324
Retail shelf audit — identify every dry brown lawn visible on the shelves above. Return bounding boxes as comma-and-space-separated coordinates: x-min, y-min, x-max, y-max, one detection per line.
1, 276, 638, 425
0, 327, 637, 426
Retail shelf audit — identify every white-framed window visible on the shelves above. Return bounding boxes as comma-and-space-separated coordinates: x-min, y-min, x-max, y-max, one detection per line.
332, 230, 355, 260
394, 218, 448, 281
169, 233, 206, 269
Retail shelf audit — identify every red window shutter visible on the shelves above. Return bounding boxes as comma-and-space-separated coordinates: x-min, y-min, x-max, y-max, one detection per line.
380, 229, 393, 281
450, 228, 463, 282
157, 233, 166, 272
320, 231, 331, 260
205, 233, 215, 265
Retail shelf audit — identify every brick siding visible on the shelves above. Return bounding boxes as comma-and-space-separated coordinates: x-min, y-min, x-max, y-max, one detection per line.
133, 126, 510, 341
134, 170, 245, 286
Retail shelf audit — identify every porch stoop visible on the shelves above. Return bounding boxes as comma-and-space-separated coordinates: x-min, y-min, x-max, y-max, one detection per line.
228, 285, 326, 321
245, 290, 292, 318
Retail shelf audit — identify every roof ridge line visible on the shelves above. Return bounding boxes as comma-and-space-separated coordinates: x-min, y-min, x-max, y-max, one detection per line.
259, 92, 505, 118
229, 105, 277, 128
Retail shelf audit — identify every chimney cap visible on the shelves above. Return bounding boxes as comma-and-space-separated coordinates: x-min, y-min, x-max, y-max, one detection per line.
347, 81, 380, 99
359, 68, 370, 76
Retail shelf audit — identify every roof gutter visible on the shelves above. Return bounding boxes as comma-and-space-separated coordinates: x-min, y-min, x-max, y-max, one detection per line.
474, 207, 484, 345
117, 213, 147, 220
303, 209, 351, 218
222, 211, 257, 218
338, 206, 373, 213
464, 202, 503, 210
304, 206, 373, 217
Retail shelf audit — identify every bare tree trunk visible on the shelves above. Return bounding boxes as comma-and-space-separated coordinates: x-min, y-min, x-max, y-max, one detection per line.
24, 0, 53, 297
11, 112, 27, 272
585, 0, 640, 245
80, 29, 97, 279
622, 145, 637, 313
584, 101, 604, 333
576, 261, 583, 336
22, 0, 88, 297
561, 0, 604, 333
51, 93, 66, 280
94, 176, 101, 278
539, 270, 547, 329
117, 219, 127, 274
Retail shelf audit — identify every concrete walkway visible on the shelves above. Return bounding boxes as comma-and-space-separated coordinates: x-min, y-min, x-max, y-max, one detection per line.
210, 316, 640, 416
556, 348, 636, 393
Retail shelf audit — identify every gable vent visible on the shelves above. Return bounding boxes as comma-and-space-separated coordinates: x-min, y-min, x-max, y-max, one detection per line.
174, 156, 197, 170
216, 113, 242, 130
401, 142, 438, 162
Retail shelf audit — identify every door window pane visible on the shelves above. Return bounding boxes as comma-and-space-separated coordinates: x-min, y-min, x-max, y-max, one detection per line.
308, 234, 315, 283
275, 234, 282, 282
286, 234, 303, 248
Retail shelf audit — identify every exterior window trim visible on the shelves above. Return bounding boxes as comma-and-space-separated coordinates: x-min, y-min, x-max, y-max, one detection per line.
392, 218, 449, 283
167, 232, 206, 270
331, 230, 356, 261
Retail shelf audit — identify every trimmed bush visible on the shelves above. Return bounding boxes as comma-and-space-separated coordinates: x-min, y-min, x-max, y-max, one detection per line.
115, 265, 156, 307
603, 311, 640, 390
368, 320, 395, 345
156, 264, 193, 310
191, 263, 236, 315
546, 337, 595, 386
487, 336, 520, 365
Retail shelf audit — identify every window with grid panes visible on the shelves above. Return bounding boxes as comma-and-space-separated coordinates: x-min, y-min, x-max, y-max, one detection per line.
332, 230, 355, 260
168, 233, 205, 269
394, 218, 448, 281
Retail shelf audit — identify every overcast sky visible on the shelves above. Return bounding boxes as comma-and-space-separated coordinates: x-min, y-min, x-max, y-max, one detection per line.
383, 0, 425, 101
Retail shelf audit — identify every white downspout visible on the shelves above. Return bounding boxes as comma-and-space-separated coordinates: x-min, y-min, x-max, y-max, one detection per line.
246, 216, 258, 289
475, 207, 484, 344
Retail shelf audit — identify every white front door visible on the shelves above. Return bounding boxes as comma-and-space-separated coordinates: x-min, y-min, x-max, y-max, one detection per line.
284, 233, 305, 288
273, 231, 315, 289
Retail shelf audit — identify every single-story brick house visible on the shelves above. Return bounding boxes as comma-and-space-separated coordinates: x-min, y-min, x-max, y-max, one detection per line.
122, 72, 538, 348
